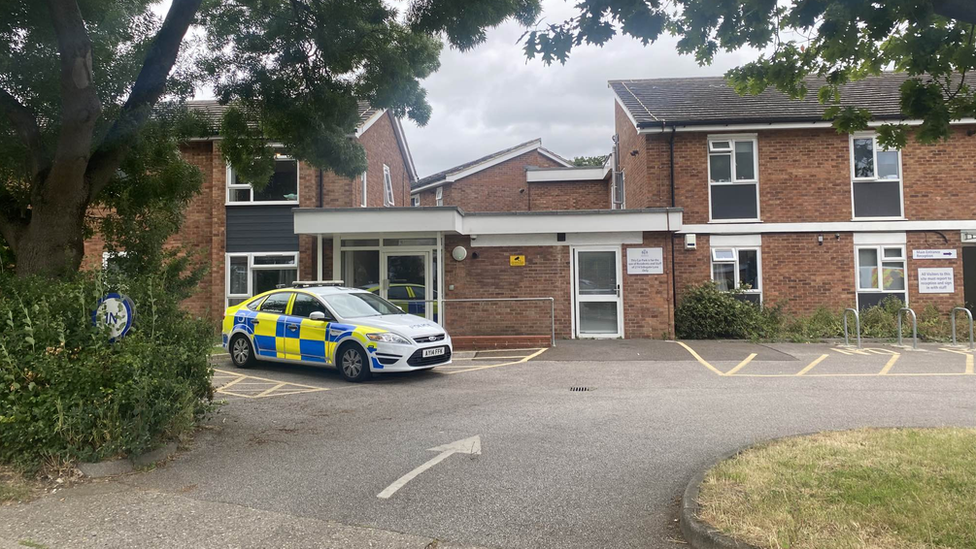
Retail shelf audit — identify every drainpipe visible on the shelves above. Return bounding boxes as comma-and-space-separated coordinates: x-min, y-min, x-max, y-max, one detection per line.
668, 125, 678, 337
317, 168, 323, 208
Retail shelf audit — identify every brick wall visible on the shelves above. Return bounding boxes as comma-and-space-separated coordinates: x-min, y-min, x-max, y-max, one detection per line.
621, 233, 675, 338
356, 112, 413, 208
527, 180, 610, 210
416, 150, 564, 211
615, 102, 650, 209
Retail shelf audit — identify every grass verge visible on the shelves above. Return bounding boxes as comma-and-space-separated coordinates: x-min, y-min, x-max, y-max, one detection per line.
0, 468, 33, 504
698, 428, 976, 549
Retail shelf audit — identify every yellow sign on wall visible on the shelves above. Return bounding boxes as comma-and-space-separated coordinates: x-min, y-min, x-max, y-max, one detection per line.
510, 255, 525, 266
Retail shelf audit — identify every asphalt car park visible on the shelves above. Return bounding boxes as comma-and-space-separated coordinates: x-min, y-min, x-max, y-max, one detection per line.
4, 339, 976, 549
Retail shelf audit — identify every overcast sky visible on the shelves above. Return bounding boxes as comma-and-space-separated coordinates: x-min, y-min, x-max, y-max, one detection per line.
403, 1, 763, 176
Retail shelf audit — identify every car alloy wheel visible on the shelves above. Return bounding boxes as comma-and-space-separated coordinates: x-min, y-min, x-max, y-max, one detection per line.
341, 348, 363, 378
232, 337, 250, 366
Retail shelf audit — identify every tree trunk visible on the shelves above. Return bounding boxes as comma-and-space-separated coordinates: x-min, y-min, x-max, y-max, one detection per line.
14, 175, 88, 277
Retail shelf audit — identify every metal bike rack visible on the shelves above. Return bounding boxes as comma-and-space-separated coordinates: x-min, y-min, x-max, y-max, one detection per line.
951, 307, 975, 350
897, 307, 918, 350
842, 308, 862, 349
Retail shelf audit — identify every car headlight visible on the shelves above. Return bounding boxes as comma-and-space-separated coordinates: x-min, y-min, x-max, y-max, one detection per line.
366, 332, 411, 344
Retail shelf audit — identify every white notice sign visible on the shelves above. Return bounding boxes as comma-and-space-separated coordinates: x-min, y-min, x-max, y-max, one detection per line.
918, 267, 955, 294
912, 249, 957, 260
627, 247, 663, 275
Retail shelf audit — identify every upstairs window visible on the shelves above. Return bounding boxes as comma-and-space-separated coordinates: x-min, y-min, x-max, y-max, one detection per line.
708, 136, 759, 221
435, 187, 443, 206
850, 134, 903, 219
411, 196, 420, 207
711, 248, 761, 303
227, 155, 299, 204
383, 165, 394, 207
361, 170, 367, 207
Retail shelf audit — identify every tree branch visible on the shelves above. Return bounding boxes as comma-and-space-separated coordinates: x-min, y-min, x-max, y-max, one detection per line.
85, 0, 203, 200
0, 87, 48, 178
934, 0, 976, 24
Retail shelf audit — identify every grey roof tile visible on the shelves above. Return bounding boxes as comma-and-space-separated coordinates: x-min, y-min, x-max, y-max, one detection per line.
412, 138, 543, 190
610, 72, 914, 127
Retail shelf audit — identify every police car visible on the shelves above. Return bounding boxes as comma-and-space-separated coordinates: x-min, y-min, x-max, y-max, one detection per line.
221, 281, 452, 382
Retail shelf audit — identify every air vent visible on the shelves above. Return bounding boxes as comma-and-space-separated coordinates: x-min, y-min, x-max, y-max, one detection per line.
570, 387, 593, 392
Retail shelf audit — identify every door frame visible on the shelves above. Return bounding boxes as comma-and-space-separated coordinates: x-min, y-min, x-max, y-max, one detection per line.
571, 245, 624, 339
380, 250, 433, 320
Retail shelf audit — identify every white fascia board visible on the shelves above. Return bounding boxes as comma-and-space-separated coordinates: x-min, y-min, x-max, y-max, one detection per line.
526, 167, 609, 182
537, 147, 573, 167
680, 220, 976, 234
462, 210, 682, 235
610, 87, 641, 130
639, 118, 976, 134
410, 139, 544, 194
293, 208, 462, 235
354, 109, 387, 138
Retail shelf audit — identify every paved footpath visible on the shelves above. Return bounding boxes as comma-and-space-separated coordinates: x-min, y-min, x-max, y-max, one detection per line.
2, 340, 975, 549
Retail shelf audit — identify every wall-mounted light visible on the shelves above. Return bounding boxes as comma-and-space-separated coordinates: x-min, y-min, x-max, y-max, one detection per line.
817, 234, 824, 246
629, 149, 639, 157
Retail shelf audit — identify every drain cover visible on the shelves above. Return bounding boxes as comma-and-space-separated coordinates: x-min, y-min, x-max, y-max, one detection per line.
570, 386, 594, 392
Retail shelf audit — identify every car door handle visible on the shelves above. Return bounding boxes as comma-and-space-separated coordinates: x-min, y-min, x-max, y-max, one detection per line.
287, 325, 298, 331
252, 320, 260, 325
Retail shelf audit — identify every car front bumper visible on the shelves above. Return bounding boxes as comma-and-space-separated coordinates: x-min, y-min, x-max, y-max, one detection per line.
368, 339, 453, 372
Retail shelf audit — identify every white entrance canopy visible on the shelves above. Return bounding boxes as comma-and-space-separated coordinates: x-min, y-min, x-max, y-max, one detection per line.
293, 207, 683, 236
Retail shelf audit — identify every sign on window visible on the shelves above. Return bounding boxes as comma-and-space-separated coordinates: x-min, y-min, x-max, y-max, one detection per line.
918, 267, 955, 294
626, 248, 663, 275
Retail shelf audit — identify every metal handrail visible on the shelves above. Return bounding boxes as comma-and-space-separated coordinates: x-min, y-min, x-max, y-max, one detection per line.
843, 308, 862, 349
387, 297, 557, 347
897, 307, 918, 350
951, 307, 975, 350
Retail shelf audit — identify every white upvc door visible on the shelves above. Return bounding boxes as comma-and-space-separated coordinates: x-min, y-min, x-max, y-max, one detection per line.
573, 246, 623, 338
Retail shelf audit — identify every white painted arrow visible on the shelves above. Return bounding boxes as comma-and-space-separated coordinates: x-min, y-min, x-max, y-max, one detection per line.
377, 435, 481, 499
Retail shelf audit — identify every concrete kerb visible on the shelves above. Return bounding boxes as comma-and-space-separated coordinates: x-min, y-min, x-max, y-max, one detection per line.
77, 441, 179, 479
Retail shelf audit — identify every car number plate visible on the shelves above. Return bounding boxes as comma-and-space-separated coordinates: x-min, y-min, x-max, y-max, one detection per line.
422, 347, 446, 358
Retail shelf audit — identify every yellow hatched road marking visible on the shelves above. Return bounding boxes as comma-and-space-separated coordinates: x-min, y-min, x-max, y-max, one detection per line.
724, 353, 757, 376
796, 354, 830, 376
878, 354, 900, 375
255, 383, 287, 397
444, 348, 548, 375
673, 342, 725, 376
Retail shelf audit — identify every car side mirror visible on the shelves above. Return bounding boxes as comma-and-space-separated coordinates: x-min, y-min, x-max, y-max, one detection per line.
309, 311, 328, 321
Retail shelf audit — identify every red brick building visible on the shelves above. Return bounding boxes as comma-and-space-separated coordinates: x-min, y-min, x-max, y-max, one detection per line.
86, 73, 976, 346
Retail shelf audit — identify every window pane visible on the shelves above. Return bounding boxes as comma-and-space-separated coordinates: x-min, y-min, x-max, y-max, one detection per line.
579, 302, 619, 334
853, 138, 875, 178
253, 268, 297, 295
254, 160, 298, 202
882, 262, 906, 291
577, 251, 617, 295
710, 184, 758, 220
738, 250, 759, 290
388, 285, 410, 300
228, 297, 247, 307
259, 292, 292, 314
858, 248, 879, 290
853, 181, 901, 218
341, 239, 380, 247
709, 154, 732, 182
712, 249, 735, 261
291, 294, 327, 318
710, 141, 731, 151
253, 255, 296, 266
883, 247, 903, 259
712, 262, 735, 291
229, 256, 248, 295
384, 168, 394, 206
228, 188, 251, 202
342, 250, 380, 289
734, 141, 755, 180
877, 150, 899, 179
383, 238, 437, 246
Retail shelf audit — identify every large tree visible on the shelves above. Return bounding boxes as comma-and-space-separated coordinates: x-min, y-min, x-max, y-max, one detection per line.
0, 0, 540, 277
524, 0, 976, 148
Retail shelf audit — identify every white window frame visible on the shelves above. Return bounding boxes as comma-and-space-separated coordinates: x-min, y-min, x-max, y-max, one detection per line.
710, 247, 762, 300
849, 132, 905, 220
435, 187, 443, 207
383, 164, 394, 207
361, 170, 368, 207
225, 155, 300, 206
411, 195, 420, 207
854, 244, 908, 305
225, 251, 299, 308
707, 134, 760, 223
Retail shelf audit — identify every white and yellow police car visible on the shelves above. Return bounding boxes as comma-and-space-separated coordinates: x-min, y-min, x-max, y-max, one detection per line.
221, 281, 452, 382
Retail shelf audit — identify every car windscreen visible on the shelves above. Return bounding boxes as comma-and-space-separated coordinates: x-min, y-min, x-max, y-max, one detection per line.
323, 292, 405, 318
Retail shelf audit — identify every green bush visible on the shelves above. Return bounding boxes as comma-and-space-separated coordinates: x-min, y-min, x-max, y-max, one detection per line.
0, 272, 212, 471
676, 285, 964, 342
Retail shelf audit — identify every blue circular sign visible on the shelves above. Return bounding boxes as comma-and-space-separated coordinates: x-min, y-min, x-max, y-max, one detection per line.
91, 293, 135, 342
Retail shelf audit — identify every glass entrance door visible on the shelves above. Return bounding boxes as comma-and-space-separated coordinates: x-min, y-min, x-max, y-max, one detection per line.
381, 252, 431, 319
574, 247, 622, 338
